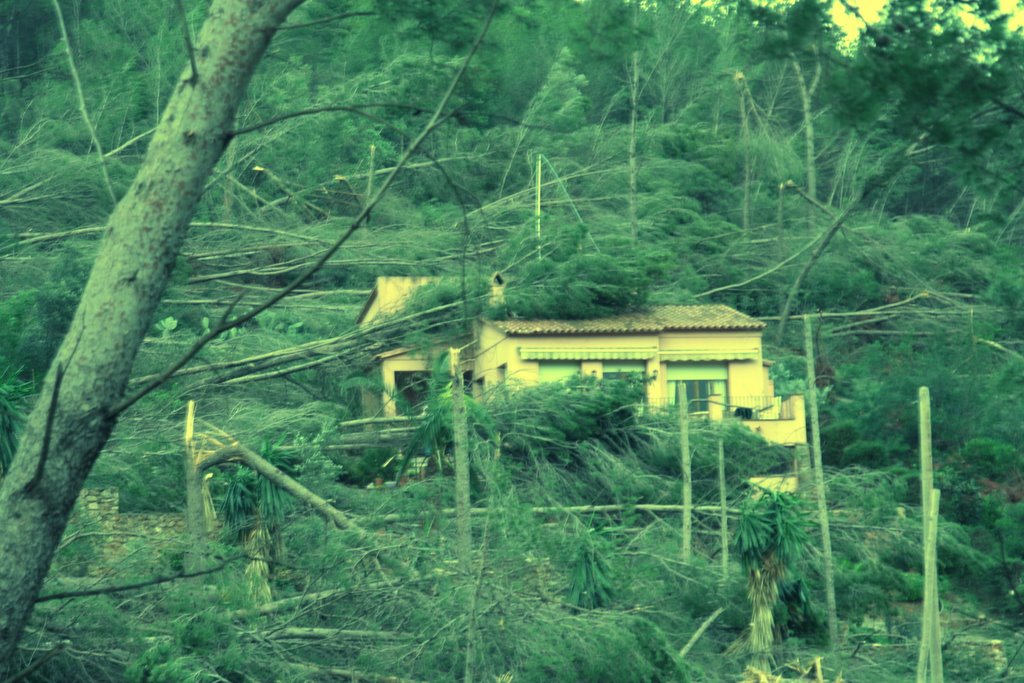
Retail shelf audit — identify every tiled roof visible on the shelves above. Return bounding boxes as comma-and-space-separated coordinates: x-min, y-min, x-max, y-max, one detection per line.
490, 305, 765, 335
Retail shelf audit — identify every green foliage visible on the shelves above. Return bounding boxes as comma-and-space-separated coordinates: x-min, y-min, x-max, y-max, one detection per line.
402, 352, 494, 473
155, 315, 178, 338
567, 527, 613, 609
735, 491, 811, 575
984, 271, 1024, 335
497, 252, 649, 320
9, 0, 1024, 678
955, 437, 1021, 481
219, 439, 294, 539
397, 275, 491, 341
0, 368, 31, 477
493, 375, 646, 466
125, 610, 242, 683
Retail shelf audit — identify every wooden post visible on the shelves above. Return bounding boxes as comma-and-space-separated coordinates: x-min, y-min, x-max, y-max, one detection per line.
916, 389, 942, 683
919, 387, 934, 540
927, 489, 943, 683
535, 154, 542, 259
183, 400, 206, 572
679, 384, 692, 561
718, 436, 728, 582
918, 487, 943, 682
450, 348, 472, 574
916, 386, 933, 680
803, 315, 838, 644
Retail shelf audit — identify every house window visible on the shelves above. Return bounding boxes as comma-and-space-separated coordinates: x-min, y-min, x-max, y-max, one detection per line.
538, 361, 581, 382
666, 363, 728, 414
496, 364, 507, 385
602, 360, 646, 381
668, 380, 727, 413
393, 371, 430, 415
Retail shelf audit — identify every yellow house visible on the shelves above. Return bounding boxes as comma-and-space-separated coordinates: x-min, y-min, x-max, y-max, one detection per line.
357, 276, 806, 447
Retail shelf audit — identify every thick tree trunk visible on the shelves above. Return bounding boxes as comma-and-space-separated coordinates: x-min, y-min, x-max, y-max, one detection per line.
0, 0, 304, 667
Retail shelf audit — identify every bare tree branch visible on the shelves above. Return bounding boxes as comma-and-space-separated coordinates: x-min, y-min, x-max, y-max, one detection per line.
3, 643, 65, 683
35, 556, 242, 603
229, 104, 419, 139
175, 0, 199, 85
104, 128, 156, 158
200, 444, 365, 535
776, 140, 922, 340
50, 0, 117, 206
279, 11, 374, 30
114, 4, 501, 415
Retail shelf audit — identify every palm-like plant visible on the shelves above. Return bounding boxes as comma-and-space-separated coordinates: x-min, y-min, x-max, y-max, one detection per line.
733, 489, 811, 670
220, 439, 293, 604
0, 369, 31, 479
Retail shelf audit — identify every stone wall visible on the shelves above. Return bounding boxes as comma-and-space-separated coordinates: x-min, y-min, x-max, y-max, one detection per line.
66, 488, 188, 575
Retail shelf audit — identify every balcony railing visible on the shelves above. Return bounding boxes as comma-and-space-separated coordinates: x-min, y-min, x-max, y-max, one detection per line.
729, 396, 795, 421
643, 395, 796, 421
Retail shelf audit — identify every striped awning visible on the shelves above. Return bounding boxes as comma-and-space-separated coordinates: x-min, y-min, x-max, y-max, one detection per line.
659, 350, 759, 361
518, 347, 657, 361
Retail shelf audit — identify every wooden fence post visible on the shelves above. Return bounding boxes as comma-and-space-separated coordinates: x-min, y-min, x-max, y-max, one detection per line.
927, 488, 943, 683
183, 400, 207, 572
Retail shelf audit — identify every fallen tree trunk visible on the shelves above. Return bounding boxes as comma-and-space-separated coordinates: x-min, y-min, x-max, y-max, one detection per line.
366, 503, 736, 525
229, 580, 397, 619
262, 627, 410, 641
201, 445, 364, 535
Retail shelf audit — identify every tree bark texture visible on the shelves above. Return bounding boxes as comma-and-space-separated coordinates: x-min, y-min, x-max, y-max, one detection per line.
0, 0, 304, 667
